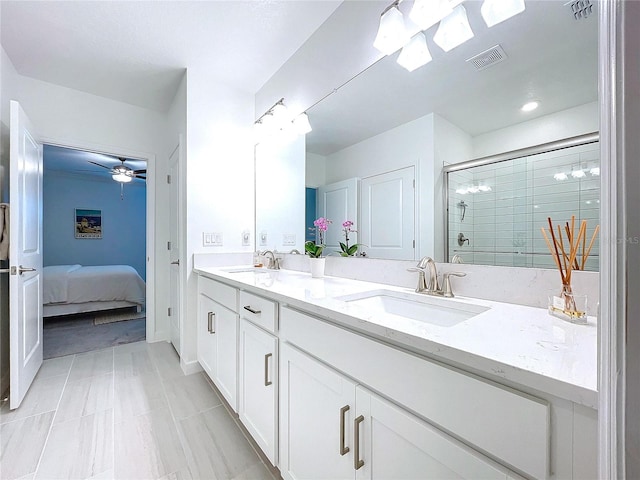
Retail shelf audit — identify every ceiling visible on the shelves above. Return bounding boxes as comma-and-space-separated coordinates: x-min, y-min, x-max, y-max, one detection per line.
43, 144, 148, 182
0, 0, 342, 112
305, 0, 599, 156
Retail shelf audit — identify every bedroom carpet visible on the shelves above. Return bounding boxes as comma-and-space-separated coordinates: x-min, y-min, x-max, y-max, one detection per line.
93, 307, 146, 325
44, 311, 146, 359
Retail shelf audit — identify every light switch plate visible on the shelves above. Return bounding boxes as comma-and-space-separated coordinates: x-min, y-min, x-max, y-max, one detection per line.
203, 232, 223, 246
283, 234, 296, 246
260, 231, 268, 246
242, 231, 251, 246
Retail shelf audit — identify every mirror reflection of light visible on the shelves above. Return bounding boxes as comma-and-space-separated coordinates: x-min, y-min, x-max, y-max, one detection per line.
571, 169, 586, 178
554, 172, 568, 181
481, 0, 526, 27
521, 101, 539, 112
590, 167, 600, 176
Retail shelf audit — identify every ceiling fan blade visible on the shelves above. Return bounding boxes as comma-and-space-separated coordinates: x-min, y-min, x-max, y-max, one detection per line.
133, 169, 147, 174
88, 161, 113, 170
135, 175, 147, 181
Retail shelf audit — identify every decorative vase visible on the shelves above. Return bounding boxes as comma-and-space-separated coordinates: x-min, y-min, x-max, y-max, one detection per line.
548, 283, 587, 324
309, 257, 326, 278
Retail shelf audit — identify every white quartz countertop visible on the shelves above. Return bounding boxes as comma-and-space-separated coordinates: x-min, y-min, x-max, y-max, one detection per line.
195, 266, 598, 408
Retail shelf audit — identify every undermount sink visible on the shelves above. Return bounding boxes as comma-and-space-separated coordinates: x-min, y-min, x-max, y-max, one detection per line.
337, 289, 489, 327
220, 266, 264, 273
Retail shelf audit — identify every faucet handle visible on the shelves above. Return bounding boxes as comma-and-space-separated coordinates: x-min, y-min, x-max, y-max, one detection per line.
442, 272, 466, 298
407, 267, 427, 293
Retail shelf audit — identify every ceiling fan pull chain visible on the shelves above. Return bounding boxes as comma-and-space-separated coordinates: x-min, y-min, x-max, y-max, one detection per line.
120, 182, 124, 200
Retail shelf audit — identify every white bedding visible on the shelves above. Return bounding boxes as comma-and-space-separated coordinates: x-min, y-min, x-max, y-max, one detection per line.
43, 264, 146, 306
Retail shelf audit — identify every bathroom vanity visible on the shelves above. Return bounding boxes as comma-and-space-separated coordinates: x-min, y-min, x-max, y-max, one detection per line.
194, 266, 597, 480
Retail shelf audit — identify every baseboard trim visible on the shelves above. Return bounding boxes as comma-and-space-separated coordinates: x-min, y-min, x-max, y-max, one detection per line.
181, 358, 203, 376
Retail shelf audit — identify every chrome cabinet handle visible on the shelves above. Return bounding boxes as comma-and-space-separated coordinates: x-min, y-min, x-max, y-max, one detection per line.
354, 415, 364, 470
340, 405, 350, 456
243, 305, 261, 315
207, 312, 215, 334
264, 353, 273, 386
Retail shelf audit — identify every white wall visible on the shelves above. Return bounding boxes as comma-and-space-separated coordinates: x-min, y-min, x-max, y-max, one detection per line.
472, 102, 599, 159
305, 151, 326, 187
256, 134, 305, 252
183, 69, 254, 370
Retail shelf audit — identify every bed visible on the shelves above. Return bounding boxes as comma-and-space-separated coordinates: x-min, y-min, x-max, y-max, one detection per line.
43, 264, 146, 317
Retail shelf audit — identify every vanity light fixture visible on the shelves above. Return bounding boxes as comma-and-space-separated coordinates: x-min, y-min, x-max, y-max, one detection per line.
373, 1, 411, 55
521, 101, 539, 112
254, 98, 313, 142
455, 188, 468, 195
397, 32, 432, 72
477, 185, 492, 192
409, 0, 463, 31
554, 172, 568, 181
590, 167, 600, 176
481, 0, 526, 27
293, 112, 312, 134
433, 5, 474, 52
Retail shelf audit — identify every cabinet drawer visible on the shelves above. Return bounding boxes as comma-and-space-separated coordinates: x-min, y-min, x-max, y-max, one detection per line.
281, 306, 550, 480
198, 276, 237, 312
239, 290, 278, 333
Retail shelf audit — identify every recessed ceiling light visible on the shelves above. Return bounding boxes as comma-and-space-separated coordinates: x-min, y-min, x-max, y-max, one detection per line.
521, 101, 539, 112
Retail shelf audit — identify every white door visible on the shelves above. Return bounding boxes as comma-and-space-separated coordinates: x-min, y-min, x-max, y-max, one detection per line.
355, 386, 509, 480
360, 167, 415, 260
168, 143, 181, 354
279, 343, 355, 480
239, 319, 278, 464
317, 178, 359, 252
9, 101, 43, 409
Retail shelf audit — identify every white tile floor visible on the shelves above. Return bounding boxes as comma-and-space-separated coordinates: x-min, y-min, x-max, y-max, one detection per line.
0, 341, 278, 480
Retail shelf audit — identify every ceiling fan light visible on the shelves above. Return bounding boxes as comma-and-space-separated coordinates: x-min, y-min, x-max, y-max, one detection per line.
112, 172, 132, 183
433, 5, 474, 52
481, 0, 525, 27
409, 0, 463, 30
293, 112, 312, 134
373, 5, 410, 56
397, 32, 432, 72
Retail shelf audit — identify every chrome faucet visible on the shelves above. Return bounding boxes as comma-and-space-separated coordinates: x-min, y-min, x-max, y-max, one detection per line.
260, 250, 281, 270
408, 256, 466, 297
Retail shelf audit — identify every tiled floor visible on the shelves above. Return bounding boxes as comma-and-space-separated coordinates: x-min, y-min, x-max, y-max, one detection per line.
0, 341, 277, 480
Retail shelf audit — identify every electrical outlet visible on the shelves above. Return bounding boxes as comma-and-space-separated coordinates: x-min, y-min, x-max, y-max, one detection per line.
260, 231, 268, 246
283, 234, 296, 246
242, 231, 251, 246
212, 233, 223, 246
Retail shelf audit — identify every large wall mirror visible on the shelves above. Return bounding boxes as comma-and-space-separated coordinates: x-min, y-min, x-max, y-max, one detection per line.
255, 0, 598, 265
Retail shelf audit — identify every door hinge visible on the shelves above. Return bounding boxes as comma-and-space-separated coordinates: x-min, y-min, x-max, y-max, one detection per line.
413, 240, 415, 248
168, 307, 172, 317
167, 241, 171, 250
167, 174, 172, 184
412, 179, 415, 188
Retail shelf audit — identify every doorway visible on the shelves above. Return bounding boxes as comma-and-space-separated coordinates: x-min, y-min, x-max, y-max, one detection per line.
41, 144, 151, 358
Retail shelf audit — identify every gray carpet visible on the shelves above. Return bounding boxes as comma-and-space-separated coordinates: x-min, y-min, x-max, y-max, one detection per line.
44, 309, 146, 359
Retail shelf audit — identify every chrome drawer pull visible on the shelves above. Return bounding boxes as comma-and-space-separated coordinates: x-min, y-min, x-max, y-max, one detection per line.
340, 405, 350, 456
354, 415, 364, 470
207, 312, 215, 334
264, 353, 273, 386
243, 305, 262, 315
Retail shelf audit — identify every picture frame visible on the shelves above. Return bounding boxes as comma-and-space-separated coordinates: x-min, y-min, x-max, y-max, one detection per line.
75, 208, 102, 239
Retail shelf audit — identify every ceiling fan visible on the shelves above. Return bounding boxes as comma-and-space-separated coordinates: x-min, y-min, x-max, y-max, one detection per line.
88, 156, 146, 183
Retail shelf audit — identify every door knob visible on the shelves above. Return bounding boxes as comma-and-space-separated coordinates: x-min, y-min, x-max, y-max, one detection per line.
10, 265, 36, 275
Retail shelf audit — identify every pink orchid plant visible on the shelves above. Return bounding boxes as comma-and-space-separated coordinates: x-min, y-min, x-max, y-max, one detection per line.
339, 220, 361, 257
305, 217, 332, 258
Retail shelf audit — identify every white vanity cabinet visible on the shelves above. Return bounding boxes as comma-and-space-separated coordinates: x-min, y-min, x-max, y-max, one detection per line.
238, 291, 279, 465
280, 342, 514, 480
197, 276, 239, 411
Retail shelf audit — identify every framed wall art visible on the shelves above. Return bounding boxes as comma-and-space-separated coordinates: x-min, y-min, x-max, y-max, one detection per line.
75, 208, 102, 239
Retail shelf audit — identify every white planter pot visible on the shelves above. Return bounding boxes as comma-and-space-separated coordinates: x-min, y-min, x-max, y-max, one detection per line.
309, 257, 326, 278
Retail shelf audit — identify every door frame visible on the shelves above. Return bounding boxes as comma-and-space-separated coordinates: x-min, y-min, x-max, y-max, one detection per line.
40, 136, 158, 341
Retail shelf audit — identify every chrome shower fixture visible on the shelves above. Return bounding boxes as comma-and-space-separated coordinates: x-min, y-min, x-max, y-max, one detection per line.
457, 200, 468, 221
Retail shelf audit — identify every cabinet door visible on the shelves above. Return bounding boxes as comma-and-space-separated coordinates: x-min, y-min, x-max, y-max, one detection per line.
355, 386, 509, 480
197, 293, 217, 378
280, 343, 356, 480
239, 319, 278, 465
213, 303, 238, 411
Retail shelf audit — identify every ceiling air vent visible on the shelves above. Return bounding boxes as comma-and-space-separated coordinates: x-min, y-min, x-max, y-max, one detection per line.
567, 0, 593, 20
465, 45, 507, 72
